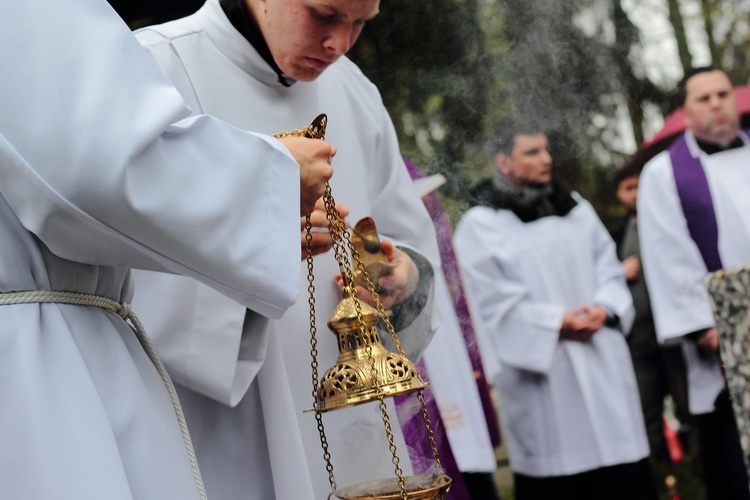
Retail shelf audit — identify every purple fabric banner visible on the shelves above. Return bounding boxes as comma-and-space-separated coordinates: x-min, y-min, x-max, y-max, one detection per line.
669, 134, 723, 272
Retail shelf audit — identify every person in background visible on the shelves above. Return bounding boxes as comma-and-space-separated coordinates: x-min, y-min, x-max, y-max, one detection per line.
638, 65, 750, 500
455, 122, 657, 500
611, 160, 691, 463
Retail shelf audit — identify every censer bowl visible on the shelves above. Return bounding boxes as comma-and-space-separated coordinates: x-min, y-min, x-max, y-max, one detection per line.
330, 474, 452, 500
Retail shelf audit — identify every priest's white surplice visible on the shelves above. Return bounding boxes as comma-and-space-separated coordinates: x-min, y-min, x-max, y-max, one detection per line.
130, 1, 440, 498
638, 131, 750, 414
422, 272, 497, 473
0, 1, 304, 499
454, 196, 648, 477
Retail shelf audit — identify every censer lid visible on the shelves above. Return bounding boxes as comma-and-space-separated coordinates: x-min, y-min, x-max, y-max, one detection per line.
327, 287, 380, 332
331, 474, 452, 499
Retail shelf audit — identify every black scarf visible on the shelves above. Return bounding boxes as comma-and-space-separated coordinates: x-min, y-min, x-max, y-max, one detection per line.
695, 135, 744, 155
467, 173, 578, 223
219, 0, 295, 87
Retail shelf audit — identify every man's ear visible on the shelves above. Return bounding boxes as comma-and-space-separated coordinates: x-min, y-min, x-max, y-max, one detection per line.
494, 153, 510, 176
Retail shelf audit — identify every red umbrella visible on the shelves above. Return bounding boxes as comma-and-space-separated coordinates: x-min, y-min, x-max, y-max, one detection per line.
631, 85, 750, 170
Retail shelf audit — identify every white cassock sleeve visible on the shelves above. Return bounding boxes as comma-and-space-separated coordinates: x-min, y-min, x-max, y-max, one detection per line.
130, 268, 269, 406
638, 154, 715, 341
454, 209, 562, 374
0, 0, 301, 318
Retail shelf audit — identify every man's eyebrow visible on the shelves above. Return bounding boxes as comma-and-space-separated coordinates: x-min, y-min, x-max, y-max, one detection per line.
322, 5, 380, 22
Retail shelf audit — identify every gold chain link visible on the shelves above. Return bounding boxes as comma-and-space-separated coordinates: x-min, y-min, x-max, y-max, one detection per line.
417, 390, 443, 470
305, 218, 338, 492
275, 117, 340, 494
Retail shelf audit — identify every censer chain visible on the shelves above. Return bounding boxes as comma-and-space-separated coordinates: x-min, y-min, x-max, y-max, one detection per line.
345, 228, 444, 472
346, 243, 408, 499
323, 187, 410, 499
276, 119, 339, 493
305, 219, 338, 493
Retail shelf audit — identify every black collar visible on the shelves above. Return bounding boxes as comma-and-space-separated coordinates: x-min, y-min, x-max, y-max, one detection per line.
219, 0, 294, 87
695, 135, 744, 155
467, 178, 578, 223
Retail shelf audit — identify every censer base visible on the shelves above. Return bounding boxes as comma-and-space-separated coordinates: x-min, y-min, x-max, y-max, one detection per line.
330, 474, 451, 500
310, 381, 425, 413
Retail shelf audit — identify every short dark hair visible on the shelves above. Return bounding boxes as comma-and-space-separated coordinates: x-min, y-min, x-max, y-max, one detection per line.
490, 117, 548, 156
674, 66, 732, 107
614, 156, 642, 187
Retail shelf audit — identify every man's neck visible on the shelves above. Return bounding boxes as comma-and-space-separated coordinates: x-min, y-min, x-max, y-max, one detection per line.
694, 133, 744, 155
219, 0, 294, 87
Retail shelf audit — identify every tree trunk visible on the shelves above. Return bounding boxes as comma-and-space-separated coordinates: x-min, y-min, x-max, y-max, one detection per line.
667, 0, 694, 73
699, 0, 721, 65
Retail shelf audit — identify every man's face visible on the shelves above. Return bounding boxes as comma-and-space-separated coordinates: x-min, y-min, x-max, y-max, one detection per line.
497, 133, 553, 186
684, 70, 740, 146
253, 0, 380, 82
616, 176, 638, 212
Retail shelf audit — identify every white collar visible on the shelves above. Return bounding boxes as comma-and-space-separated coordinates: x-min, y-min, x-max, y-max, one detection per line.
194, 0, 285, 88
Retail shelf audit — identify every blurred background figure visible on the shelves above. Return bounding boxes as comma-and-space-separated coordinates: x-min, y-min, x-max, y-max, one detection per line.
638, 66, 750, 500
611, 160, 692, 457
455, 124, 657, 500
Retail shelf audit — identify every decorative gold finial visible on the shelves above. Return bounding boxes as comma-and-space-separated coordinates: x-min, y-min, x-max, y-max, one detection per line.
273, 113, 328, 140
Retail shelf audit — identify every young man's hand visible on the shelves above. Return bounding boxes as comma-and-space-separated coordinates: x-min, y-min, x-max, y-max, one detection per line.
277, 136, 335, 216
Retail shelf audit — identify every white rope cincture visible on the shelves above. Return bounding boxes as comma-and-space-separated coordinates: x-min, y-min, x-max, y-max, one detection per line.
0, 290, 207, 500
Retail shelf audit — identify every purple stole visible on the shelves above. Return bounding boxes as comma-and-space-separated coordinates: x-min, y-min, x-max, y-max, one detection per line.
669, 134, 724, 272
393, 160, 504, 500
392, 159, 504, 499
394, 362, 470, 500
402, 159, 502, 447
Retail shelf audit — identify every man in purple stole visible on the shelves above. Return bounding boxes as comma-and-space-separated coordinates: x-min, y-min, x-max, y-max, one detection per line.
639, 66, 750, 500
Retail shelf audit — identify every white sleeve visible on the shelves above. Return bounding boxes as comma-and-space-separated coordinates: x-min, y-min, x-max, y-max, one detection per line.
585, 202, 635, 334
638, 154, 715, 341
0, 0, 301, 318
454, 210, 562, 374
131, 270, 271, 406
369, 103, 441, 361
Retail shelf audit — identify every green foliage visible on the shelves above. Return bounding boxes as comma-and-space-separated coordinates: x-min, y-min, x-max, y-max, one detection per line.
348, 0, 497, 201
350, 0, 631, 218
352, 0, 750, 222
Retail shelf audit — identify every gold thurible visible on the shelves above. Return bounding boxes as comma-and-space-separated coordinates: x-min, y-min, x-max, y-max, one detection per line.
274, 115, 451, 500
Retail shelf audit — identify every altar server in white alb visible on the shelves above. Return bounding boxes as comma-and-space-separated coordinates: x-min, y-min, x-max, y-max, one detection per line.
0, 1, 335, 500
130, 0, 440, 498
638, 66, 750, 500
454, 124, 657, 500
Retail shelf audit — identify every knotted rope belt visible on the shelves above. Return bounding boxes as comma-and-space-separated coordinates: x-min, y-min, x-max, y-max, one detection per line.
0, 290, 207, 500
